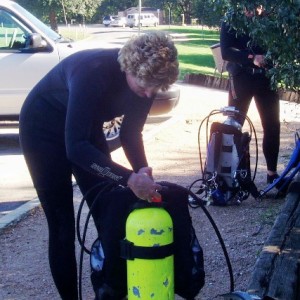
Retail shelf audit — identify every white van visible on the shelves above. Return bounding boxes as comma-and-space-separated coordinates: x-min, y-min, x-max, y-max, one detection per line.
127, 13, 158, 28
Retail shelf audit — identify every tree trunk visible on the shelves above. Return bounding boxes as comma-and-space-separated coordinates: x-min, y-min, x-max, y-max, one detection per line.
49, 9, 58, 32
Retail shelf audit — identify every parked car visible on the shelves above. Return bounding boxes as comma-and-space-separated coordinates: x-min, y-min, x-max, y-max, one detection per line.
110, 16, 126, 27
0, 0, 180, 149
126, 13, 159, 28
102, 15, 116, 27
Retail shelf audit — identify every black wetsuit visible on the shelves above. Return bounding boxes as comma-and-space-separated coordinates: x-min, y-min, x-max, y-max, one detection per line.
19, 48, 153, 299
220, 21, 280, 172
19, 48, 206, 300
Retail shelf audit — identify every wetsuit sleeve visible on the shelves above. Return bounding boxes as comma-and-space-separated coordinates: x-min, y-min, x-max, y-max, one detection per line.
220, 21, 254, 65
65, 65, 133, 186
120, 97, 153, 172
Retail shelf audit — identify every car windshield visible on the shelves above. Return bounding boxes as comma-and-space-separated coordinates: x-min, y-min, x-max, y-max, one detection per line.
11, 2, 67, 42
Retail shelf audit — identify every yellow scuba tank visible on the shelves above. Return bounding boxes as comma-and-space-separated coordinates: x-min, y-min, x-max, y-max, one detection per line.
121, 201, 174, 299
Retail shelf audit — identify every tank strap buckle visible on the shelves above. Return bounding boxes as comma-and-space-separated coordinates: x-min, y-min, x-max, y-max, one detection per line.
120, 240, 135, 260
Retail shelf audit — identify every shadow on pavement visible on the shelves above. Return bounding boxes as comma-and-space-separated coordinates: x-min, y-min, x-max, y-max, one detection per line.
0, 133, 21, 155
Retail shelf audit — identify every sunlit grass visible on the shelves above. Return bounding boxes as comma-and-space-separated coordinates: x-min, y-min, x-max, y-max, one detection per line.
162, 26, 221, 80
176, 43, 217, 79
58, 26, 90, 41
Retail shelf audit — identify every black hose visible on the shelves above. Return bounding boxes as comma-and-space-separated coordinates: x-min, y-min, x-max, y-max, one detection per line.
76, 181, 109, 253
160, 181, 235, 292
77, 182, 116, 300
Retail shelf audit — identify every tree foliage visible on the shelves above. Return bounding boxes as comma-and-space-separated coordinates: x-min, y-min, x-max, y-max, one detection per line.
193, 0, 225, 27
17, 0, 223, 27
17, 0, 100, 28
214, 0, 300, 91
97, 0, 137, 18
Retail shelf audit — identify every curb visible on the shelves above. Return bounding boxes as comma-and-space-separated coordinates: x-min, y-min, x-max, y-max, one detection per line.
0, 197, 40, 234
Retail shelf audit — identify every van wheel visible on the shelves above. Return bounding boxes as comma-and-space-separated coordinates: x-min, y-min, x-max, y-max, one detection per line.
103, 116, 123, 151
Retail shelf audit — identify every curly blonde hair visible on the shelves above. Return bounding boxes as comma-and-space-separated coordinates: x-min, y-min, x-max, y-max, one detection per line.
118, 31, 179, 91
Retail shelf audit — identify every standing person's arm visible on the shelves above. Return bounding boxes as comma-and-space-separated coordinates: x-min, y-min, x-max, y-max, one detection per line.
220, 21, 255, 65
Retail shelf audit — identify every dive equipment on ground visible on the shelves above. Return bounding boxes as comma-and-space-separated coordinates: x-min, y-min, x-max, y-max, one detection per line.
190, 106, 259, 206
77, 180, 261, 299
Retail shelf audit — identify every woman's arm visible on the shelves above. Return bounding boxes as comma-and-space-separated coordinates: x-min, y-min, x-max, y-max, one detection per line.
220, 21, 254, 65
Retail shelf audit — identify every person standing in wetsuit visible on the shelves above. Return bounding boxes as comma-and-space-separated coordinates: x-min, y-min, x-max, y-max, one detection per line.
19, 31, 179, 300
220, 7, 281, 185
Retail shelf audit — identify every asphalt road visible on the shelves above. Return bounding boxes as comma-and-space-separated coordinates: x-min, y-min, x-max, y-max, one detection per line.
0, 125, 36, 216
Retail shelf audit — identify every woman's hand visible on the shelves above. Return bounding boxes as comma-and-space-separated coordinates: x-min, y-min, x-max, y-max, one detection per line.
127, 167, 162, 202
253, 55, 265, 68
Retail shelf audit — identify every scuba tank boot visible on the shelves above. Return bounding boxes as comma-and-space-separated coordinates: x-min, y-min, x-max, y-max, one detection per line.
94, 283, 126, 300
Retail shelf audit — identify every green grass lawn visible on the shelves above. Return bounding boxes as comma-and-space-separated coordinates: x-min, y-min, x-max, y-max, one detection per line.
59, 26, 90, 41
164, 26, 221, 80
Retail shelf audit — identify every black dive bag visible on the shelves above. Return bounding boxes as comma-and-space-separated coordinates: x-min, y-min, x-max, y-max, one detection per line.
89, 183, 205, 300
